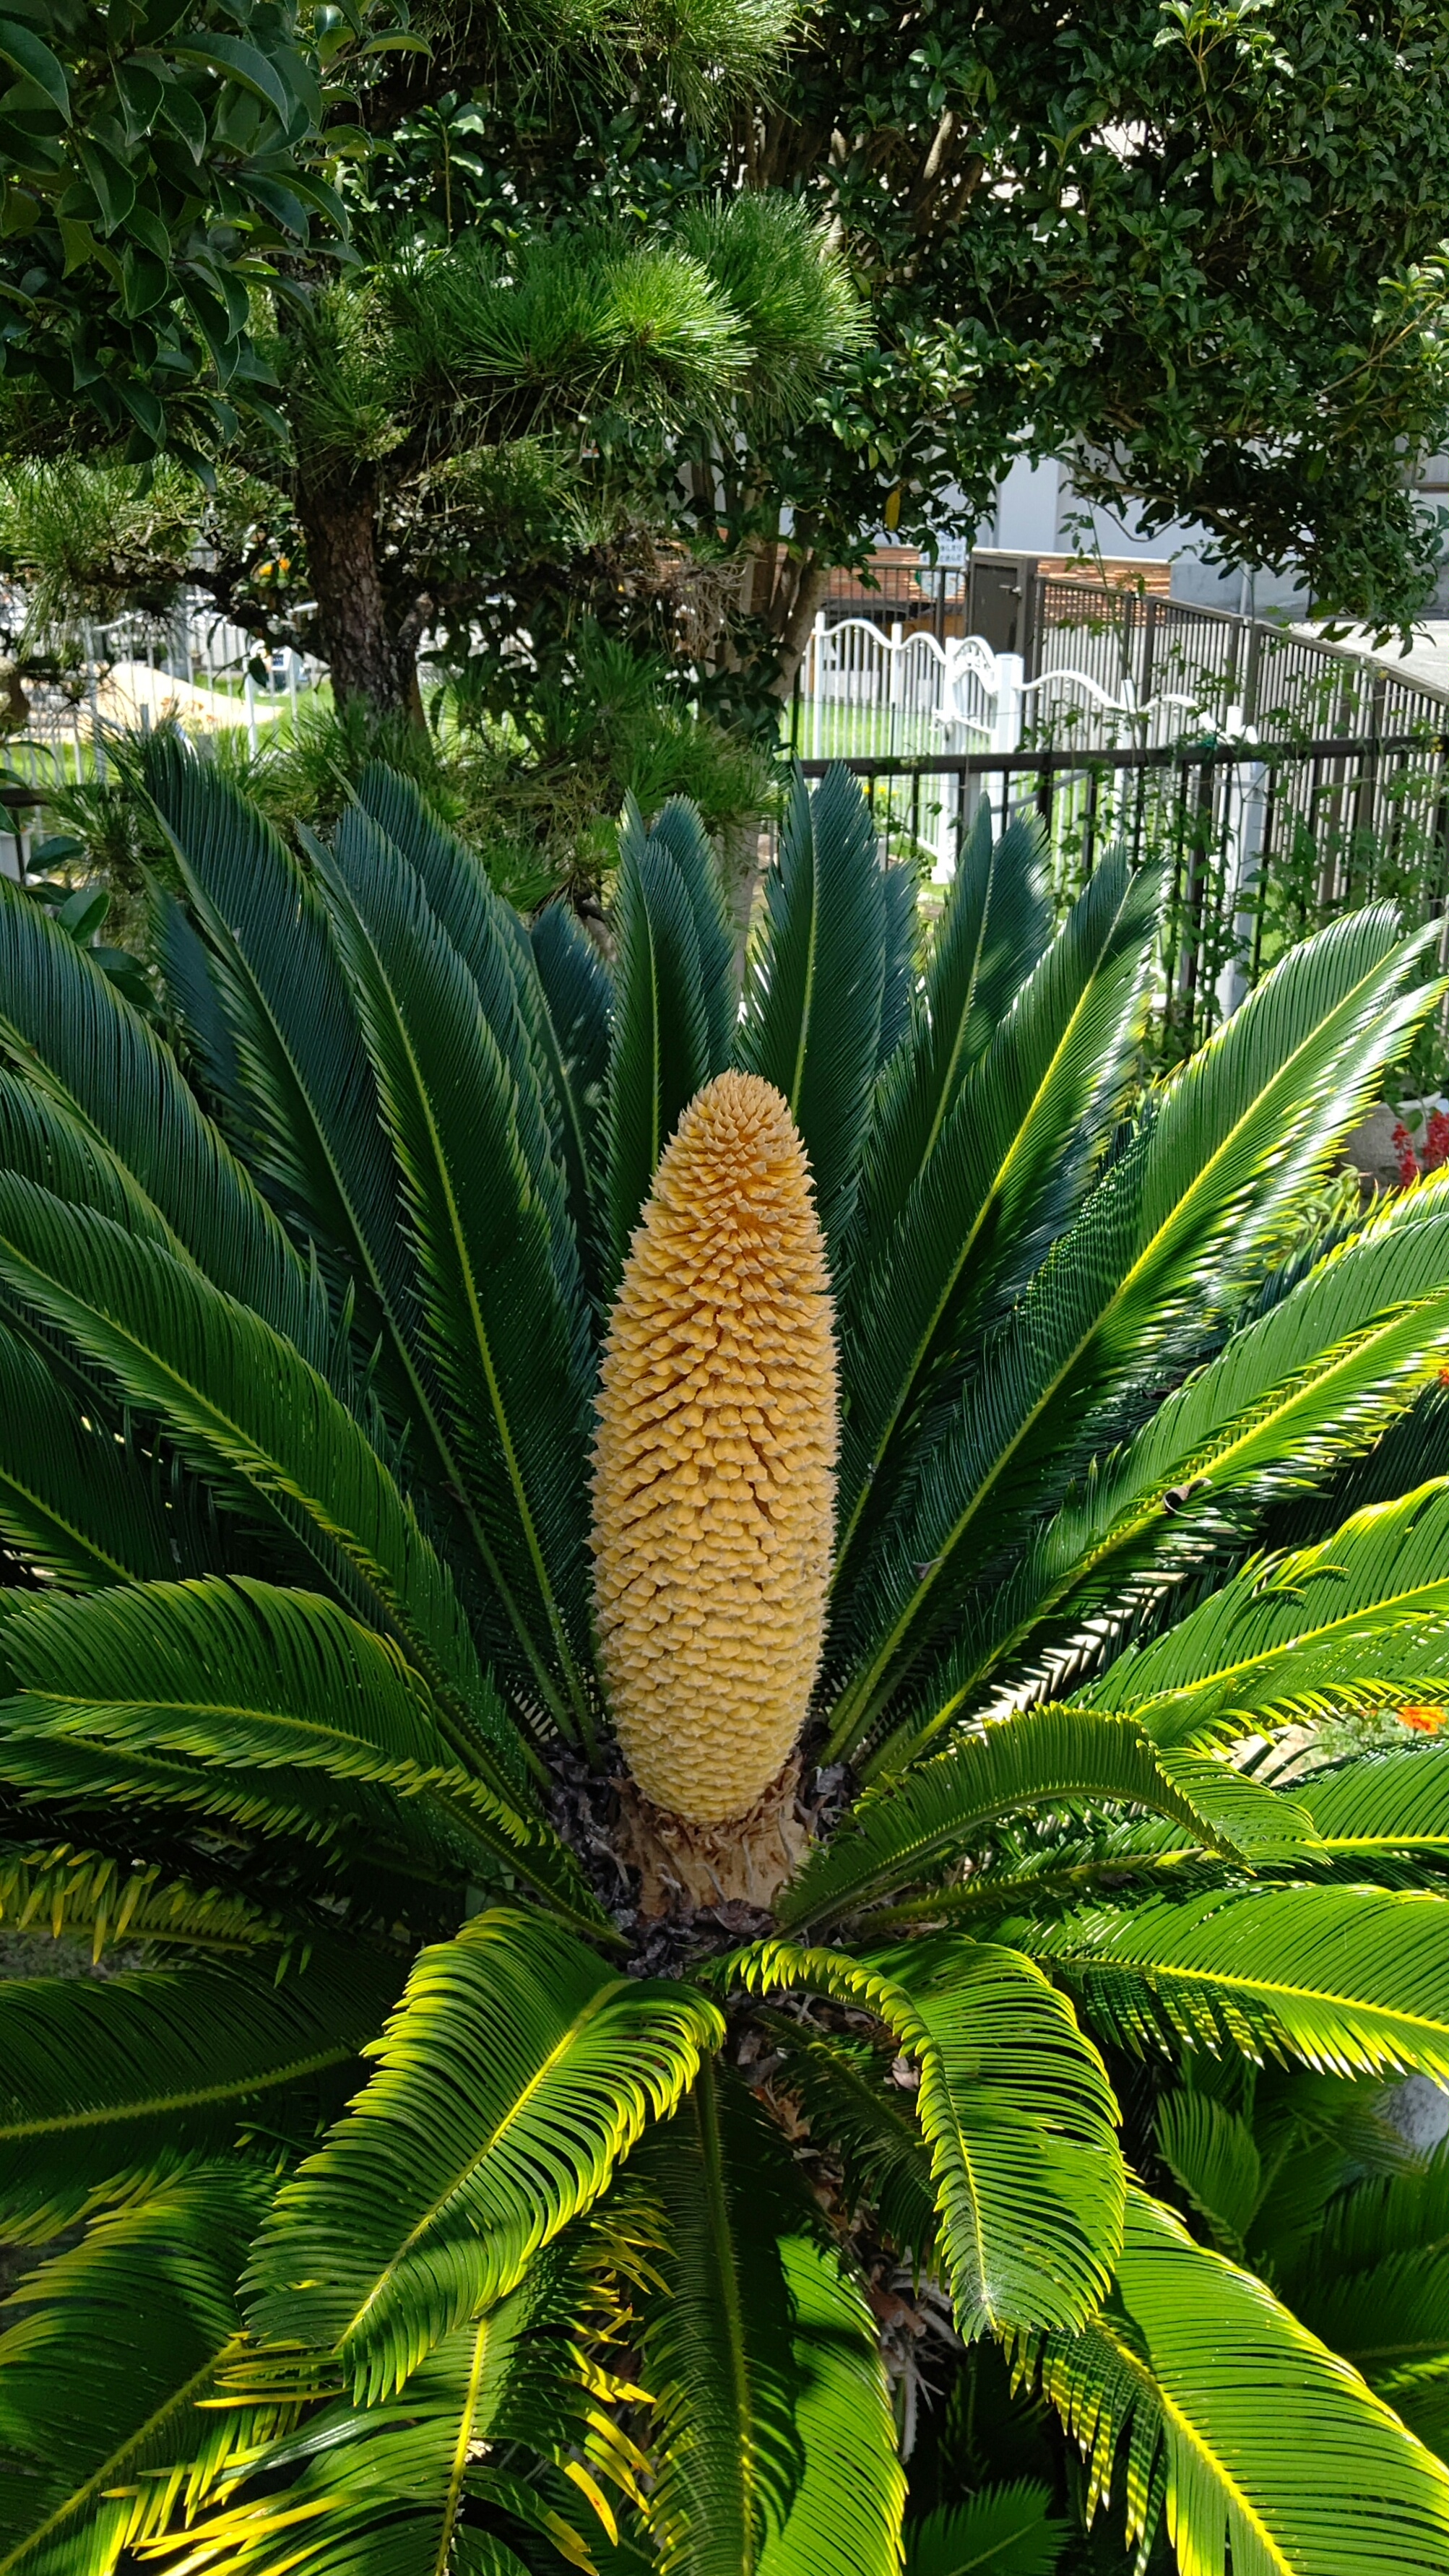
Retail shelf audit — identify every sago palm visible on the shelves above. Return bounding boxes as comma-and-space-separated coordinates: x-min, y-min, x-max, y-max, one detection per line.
6, 747, 1449, 2574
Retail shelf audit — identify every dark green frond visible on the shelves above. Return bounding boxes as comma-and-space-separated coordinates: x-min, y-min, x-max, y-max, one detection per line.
0, 871, 333, 1376
633, 2059, 904, 2576
1025, 1883, 1449, 2080
902, 2483, 1067, 2576
642, 796, 737, 1076
909, 1191, 1449, 1752
349, 767, 582, 1313
876, 852, 922, 1073
735, 768, 887, 1253
834, 854, 1159, 1583
315, 803, 595, 1734
247, 1909, 723, 2401
604, 821, 711, 1286
0, 1942, 397, 2244
0, 2165, 272, 2576
1034, 2184, 1449, 2576
833, 909, 1437, 1761
0, 1177, 518, 1786
0, 1314, 202, 1588
1154, 2088, 1266, 2258
858, 807, 1051, 1255
0, 1578, 594, 1922
529, 896, 613, 1267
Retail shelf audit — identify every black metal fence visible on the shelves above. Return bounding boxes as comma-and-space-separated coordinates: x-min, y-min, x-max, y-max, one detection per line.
784, 737, 1449, 1077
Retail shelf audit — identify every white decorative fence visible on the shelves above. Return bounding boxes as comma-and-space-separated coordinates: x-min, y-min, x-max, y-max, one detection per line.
794, 614, 1232, 770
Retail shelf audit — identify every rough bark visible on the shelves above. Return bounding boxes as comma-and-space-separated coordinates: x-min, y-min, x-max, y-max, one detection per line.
295, 462, 415, 716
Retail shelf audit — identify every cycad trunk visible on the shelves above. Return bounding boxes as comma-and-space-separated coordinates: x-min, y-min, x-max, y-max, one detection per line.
592, 1072, 837, 1864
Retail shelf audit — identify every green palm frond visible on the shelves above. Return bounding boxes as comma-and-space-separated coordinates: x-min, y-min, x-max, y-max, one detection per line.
248, 1909, 723, 2400
0, 1943, 396, 2244
855, 807, 1050, 1255
912, 1190, 1449, 1748
1260, 2142, 1449, 2414
642, 797, 737, 1077
529, 896, 613, 1265
777, 1707, 1278, 1930
633, 2060, 904, 2576
0, 2166, 274, 2576
0, 1840, 276, 1961
736, 766, 890, 1252
1293, 1747, 1449, 1853
1073, 1482, 1449, 1745
0, 1578, 597, 1922
1154, 2088, 1266, 2260
0, 1176, 517, 1786
757, 2228, 906, 2574
876, 852, 921, 1073
835, 852, 1159, 1580
0, 1312, 209, 1586
902, 2482, 1068, 2576
151, 882, 252, 1137
0, 874, 334, 1378
144, 741, 425, 1398
347, 772, 584, 1315
1024, 1883, 1449, 2079
1033, 2184, 1449, 2576
151, 2244, 625, 2576
832, 911, 1438, 1763
316, 803, 594, 1736
604, 815, 712, 1286
725, 1936, 1123, 2342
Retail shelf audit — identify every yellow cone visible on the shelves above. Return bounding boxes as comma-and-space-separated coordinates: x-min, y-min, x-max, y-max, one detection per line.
592, 1071, 838, 1825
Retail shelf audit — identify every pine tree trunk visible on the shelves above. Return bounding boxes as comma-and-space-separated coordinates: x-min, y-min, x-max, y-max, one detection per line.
295, 464, 413, 716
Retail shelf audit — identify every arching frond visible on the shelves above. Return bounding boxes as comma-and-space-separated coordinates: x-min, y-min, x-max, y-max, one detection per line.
0, 1578, 597, 1924
1073, 1481, 1449, 1745
0, 2166, 274, 2576
909, 1196, 1449, 1751
0, 1177, 518, 1787
1026, 1883, 1449, 2080
720, 1936, 1123, 2343
776, 1706, 1279, 1930
1033, 2184, 1449, 2576
632, 2062, 904, 2576
0, 873, 333, 1375
247, 1909, 723, 2400
736, 768, 888, 1254
0, 1942, 399, 2244
831, 909, 1437, 1760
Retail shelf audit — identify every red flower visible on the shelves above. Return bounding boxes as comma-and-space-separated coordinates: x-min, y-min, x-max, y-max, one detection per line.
1393, 1121, 1419, 1185
1426, 1109, 1449, 1171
